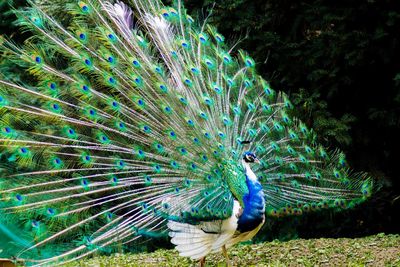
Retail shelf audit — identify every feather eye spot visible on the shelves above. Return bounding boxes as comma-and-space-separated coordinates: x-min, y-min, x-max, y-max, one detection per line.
29, 16, 42, 26
81, 5, 89, 12
47, 208, 55, 215
49, 83, 56, 90
245, 59, 254, 67
81, 179, 89, 186
79, 33, 86, 40
214, 86, 222, 94
31, 220, 40, 228
215, 34, 224, 43
223, 56, 231, 63
108, 34, 116, 40
4, 127, 11, 133
35, 56, 42, 63
184, 179, 191, 187
244, 80, 252, 87
118, 122, 125, 129
15, 194, 23, 201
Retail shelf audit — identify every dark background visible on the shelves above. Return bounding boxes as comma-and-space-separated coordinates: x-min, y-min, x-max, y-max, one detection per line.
0, 0, 399, 243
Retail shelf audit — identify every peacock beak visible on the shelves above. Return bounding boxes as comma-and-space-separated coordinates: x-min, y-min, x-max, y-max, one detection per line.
254, 158, 260, 164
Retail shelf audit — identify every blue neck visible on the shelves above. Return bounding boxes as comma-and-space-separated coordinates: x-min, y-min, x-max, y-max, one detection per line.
237, 163, 265, 232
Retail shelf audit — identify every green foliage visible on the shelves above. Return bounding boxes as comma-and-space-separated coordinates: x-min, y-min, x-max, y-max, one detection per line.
291, 88, 356, 145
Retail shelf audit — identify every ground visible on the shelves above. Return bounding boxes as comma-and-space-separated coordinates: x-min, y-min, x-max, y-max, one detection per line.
64, 233, 399, 266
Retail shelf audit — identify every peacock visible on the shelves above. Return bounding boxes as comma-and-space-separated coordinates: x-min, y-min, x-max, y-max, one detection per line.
0, 0, 374, 266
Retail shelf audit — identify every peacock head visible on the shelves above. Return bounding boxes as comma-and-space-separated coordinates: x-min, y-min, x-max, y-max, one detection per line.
243, 151, 260, 164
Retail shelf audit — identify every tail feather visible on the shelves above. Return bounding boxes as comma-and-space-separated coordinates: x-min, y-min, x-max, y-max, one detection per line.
168, 221, 215, 259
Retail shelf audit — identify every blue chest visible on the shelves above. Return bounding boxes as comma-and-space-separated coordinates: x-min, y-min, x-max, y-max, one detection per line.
237, 174, 265, 232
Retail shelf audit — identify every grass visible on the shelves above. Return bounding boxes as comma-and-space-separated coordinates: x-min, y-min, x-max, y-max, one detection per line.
64, 233, 399, 266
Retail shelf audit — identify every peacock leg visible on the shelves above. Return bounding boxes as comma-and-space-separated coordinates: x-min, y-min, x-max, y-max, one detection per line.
222, 245, 231, 267
199, 256, 206, 267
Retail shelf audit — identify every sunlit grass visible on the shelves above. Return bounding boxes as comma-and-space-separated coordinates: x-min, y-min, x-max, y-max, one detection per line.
63, 233, 399, 266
